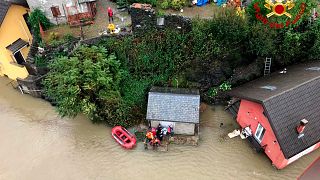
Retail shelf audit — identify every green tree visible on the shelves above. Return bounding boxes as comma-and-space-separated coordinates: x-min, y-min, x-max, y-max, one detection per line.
28, 8, 51, 43
308, 20, 320, 60
43, 45, 132, 126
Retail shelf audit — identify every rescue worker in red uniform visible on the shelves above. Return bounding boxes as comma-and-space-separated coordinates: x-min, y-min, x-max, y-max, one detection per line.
107, 7, 114, 23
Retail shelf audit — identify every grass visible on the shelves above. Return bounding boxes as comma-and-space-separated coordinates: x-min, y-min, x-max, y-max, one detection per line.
44, 24, 80, 43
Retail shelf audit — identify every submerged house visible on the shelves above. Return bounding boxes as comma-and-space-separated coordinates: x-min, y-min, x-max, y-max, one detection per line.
146, 87, 200, 136
227, 62, 320, 169
26, 0, 96, 25
0, 0, 32, 80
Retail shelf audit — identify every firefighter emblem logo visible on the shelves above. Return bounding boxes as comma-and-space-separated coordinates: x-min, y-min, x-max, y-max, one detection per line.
264, 0, 295, 18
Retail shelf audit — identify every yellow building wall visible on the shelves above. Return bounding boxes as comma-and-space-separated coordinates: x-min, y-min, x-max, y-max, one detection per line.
0, 4, 33, 80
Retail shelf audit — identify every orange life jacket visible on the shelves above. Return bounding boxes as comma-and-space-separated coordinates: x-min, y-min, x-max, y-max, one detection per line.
146, 132, 153, 139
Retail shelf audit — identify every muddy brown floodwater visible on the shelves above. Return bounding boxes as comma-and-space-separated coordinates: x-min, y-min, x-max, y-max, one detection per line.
0, 77, 319, 180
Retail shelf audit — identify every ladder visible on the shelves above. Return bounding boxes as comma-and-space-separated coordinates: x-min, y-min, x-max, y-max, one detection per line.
264, 57, 272, 76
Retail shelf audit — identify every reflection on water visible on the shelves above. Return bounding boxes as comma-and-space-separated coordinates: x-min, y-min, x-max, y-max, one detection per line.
0, 77, 319, 180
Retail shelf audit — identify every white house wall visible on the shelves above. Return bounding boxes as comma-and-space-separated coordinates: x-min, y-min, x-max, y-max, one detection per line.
151, 121, 195, 135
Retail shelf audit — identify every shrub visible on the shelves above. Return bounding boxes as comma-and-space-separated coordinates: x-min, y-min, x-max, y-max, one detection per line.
160, 0, 170, 10
63, 33, 76, 42
117, 0, 127, 8
208, 87, 218, 97
219, 81, 232, 91
170, 0, 186, 10
43, 45, 134, 126
34, 55, 47, 67
48, 32, 59, 41
28, 8, 51, 43
157, 9, 166, 17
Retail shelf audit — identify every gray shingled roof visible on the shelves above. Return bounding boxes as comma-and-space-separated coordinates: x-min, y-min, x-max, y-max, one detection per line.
229, 61, 320, 159
228, 62, 320, 103
0, 1, 11, 26
6, 38, 29, 53
147, 87, 200, 123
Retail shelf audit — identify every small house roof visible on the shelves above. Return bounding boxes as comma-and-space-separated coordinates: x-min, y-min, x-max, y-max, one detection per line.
146, 87, 200, 123
229, 61, 320, 159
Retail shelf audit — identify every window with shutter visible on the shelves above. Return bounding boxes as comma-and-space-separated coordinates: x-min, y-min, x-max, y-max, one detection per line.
51, 6, 61, 17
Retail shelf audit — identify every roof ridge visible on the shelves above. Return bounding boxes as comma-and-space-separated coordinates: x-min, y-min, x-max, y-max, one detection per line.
0, 0, 11, 27
149, 91, 200, 96
263, 75, 320, 103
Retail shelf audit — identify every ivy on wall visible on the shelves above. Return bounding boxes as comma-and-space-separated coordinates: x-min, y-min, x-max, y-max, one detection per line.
28, 8, 51, 43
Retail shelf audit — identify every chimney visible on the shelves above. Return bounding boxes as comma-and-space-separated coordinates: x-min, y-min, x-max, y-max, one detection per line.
296, 119, 308, 135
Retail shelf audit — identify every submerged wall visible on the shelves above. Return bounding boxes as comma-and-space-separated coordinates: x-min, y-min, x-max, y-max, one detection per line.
150, 120, 195, 135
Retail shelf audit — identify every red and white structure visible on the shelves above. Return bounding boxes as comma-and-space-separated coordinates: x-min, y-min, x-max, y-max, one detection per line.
227, 62, 320, 169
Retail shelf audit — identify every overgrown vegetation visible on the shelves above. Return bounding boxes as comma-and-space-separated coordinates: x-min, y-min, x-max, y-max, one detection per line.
28, 8, 51, 43
43, 4, 320, 127
47, 33, 77, 47
43, 46, 140, 127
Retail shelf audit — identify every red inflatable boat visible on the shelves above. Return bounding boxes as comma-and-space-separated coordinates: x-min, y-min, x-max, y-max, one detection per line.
111, 126, 136, 149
